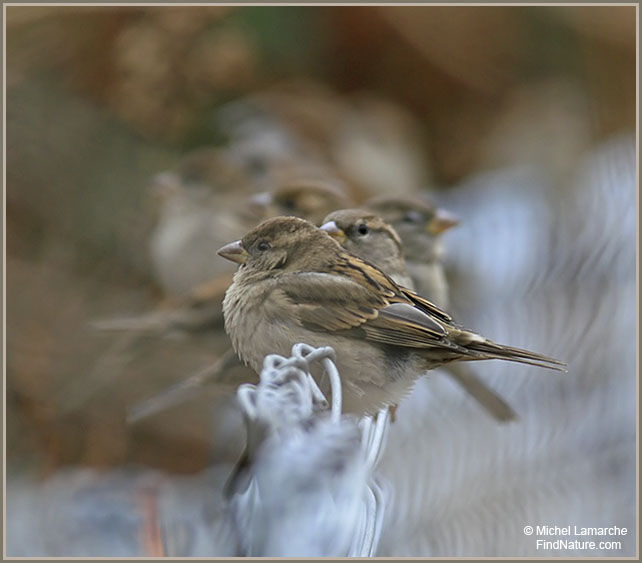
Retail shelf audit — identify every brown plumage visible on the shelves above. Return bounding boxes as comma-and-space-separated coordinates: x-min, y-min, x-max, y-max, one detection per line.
366, 195, 459, 309
249, 179, 353, 226
219, 216, 565, 415
320, 209, 413, 289
320, 209, 518, 421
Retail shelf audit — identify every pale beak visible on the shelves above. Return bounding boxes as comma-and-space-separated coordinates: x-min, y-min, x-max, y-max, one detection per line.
427, 208, 460, 235
217, 240, 249, 264
320, 220, 347, 243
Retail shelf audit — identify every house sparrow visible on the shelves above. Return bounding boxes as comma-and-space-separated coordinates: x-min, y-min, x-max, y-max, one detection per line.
104, 179, 356, 335
219, 81, 429, 199
320, 209, 414, 289
102, 182, 357, 421
366, 196, 459, 309
320, 209, 516, 421
249, 179, 355, 226
148, 147, 258, 297
219, 216, 565, 415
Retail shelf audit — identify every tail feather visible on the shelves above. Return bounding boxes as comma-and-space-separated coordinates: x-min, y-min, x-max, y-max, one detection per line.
467, 340, 567, 372
445, 363, 518, 422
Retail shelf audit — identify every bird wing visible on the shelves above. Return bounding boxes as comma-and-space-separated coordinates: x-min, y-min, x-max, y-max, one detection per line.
362, 302, 452, 347
399, 288, 453, 323
275, 262, 459, 349
272, 264, 565, 370
275, 271, 386, 331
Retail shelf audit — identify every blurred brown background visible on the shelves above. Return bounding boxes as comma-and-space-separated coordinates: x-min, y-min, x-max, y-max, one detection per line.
5, 4, 636, 478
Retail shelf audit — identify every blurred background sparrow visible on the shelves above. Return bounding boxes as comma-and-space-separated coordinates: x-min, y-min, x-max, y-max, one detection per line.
321, 208, 517, 421
249, 179, 355, 226
215, 80, 431, 199
91, 178, 360, 426
366, 196, 459, 309
97, 178, 358, 332
6, 5, 635, 557
320, 208, 414, 288
91, 177, 360, 427
148, 145, 357, 299
147, 146, 257, 299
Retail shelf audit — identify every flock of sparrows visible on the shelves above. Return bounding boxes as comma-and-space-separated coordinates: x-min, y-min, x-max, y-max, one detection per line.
103, 89, 565, 439
219, 213, 565, 417
124, 186, 564, 423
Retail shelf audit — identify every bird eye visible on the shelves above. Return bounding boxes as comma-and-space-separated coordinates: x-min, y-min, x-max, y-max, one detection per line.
257, 240, 270, 252
357, 223, 369, 235
402, 211, 422, 224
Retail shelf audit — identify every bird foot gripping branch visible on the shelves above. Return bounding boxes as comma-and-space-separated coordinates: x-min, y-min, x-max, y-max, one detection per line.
227, 343, 391, 557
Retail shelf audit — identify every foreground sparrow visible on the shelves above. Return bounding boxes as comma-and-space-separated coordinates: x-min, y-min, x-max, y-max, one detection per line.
366, 196, 459, 309
219, 217, 565, 415
320, 209, 517, 421
99, 182, 359, 421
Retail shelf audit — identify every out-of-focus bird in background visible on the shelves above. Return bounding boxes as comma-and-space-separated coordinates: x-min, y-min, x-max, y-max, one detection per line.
365, 196, 459, 309
92, 176, 360, 423
320, 208, 414, 288
215, 80, 432, 200
249, 179, 355, 226
320, 208, 517, 422
98, 176, 357, 332
147, 146, 258, 298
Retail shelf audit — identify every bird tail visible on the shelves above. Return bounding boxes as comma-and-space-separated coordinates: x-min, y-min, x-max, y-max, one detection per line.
445, 363, 518, 422
465, 337, 567, 372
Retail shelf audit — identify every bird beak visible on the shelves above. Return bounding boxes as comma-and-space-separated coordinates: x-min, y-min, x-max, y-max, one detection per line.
217, 240, 249, 264
427, 208, 460, 234
320, 220, 347, 243
248, 192, 273, 217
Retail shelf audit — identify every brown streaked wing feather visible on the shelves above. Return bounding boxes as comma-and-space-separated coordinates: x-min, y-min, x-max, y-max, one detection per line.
333, 253, 400, 298
276, 271, 386, 331
399, 287, 453, 323
335, 252, 453, 324
361, 305, 468, 352
361, 320, 444, 347
275, 265, 463, 354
